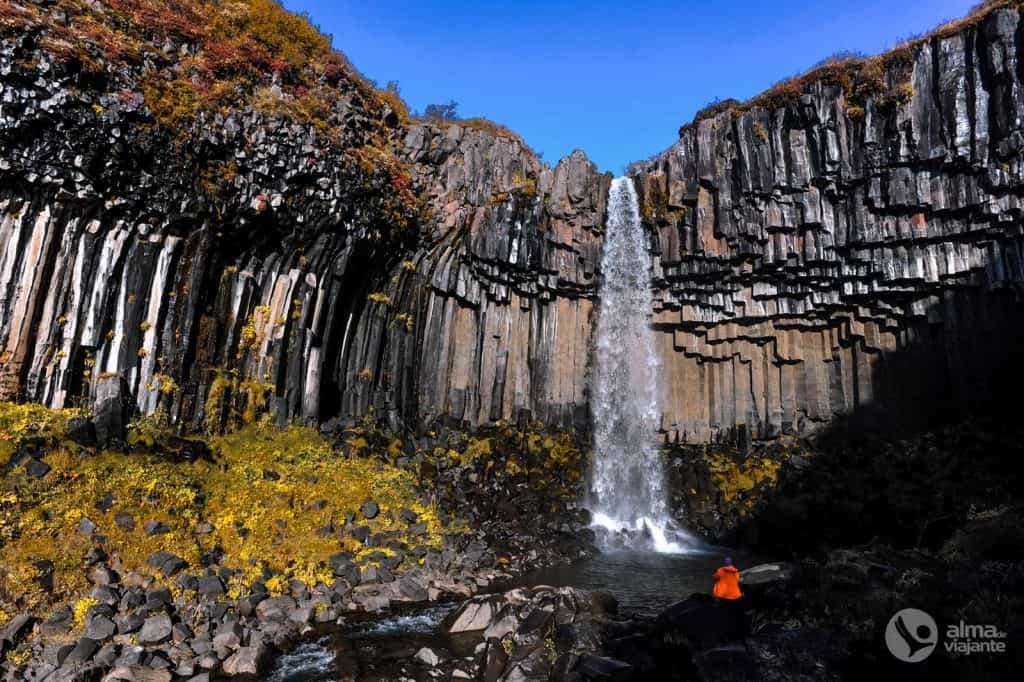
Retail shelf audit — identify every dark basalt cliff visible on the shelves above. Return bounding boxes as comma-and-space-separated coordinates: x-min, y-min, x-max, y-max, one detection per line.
4, 3, 1024, 445
0, 20, 608, 435
630, 5, 1024, 443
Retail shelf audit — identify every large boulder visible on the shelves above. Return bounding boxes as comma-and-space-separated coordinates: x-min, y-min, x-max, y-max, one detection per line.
93, 375, 132, 447
656, 594, 748, 649
444, 594, 508, 634
739, 562, 799, 608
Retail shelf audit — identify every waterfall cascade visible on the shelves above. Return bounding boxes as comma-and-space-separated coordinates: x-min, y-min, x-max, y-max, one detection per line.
588, 177, 698, 553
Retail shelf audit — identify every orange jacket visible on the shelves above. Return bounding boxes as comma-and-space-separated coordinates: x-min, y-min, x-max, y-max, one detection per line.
713, 565, 742, 600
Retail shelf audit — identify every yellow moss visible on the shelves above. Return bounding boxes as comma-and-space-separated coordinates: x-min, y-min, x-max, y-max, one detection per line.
460, 438, 492, 465
0, 418, 446, 614
154, 374, 178, 396
394, 313, 414, 332
367, 292, 392, 306
72, 597, 99, 629
238, 305, 272, 356
0, 402, 84, 461
706, 453, 782, 504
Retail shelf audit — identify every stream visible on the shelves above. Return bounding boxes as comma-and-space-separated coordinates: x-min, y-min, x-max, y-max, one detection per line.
267, 548, 760, 681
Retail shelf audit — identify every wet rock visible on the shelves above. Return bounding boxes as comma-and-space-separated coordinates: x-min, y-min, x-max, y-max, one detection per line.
361, 501, 379, 519
445, 595, 507, 633
414, 646, 445, 667
574, 654, 634, 681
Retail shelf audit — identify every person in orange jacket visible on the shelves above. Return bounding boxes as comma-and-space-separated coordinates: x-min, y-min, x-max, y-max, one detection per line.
712, 557, 742, 601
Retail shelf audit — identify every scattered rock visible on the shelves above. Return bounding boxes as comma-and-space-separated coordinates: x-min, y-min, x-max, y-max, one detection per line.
138, 615, 173, 645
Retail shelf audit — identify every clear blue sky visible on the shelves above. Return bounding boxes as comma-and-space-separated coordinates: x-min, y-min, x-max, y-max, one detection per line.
283, 0, 977, 173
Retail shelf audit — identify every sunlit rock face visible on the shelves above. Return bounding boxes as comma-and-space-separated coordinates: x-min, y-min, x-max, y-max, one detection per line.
0, 26, 610, 433
630, 7, 1024, 443
4, 6, 1024, 443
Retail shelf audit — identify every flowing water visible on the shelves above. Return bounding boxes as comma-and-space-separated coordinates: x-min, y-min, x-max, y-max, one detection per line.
268, 177, 735, 680
266, 551, 764, 680
588, 177, 697, 553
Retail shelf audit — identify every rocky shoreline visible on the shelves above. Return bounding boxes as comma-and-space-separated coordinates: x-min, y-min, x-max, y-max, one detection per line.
1, 551, 530, 681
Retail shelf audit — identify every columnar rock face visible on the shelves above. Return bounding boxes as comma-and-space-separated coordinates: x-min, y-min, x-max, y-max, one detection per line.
364, 132, 608, 431
629, 7, 1024, 443
4, 4, 1024, 443
0, 27, 608, 433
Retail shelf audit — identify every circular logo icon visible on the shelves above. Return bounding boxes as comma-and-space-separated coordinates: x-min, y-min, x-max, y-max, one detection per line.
886, 608, 938, 662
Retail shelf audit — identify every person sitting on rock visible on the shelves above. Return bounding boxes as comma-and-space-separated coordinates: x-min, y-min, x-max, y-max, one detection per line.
712, 557, 742, 602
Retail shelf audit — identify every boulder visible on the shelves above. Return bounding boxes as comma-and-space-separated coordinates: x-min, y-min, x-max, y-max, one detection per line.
94, 375, 131, 447
24, 458, 51, 479
574, 654, 634, 681
66, 417, 98, 447
138, 615, 173, 644
84, 614, 117, 641
102, 666, 173, 682
221, 645, 268, 676
144, 520, 170, 536
445, 595, 507, 634
414, 646, 445, 667
41, 607, 73, 637
656, 594, 748, 649
63, 636, 100, 665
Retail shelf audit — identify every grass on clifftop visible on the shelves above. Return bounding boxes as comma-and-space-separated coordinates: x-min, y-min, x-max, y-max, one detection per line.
0, 407, 443, 616
679, 0, 1020, 133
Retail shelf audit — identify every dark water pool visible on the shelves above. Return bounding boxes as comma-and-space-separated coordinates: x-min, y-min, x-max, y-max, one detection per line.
514, 547, 762, 618
267, 549, 760, 680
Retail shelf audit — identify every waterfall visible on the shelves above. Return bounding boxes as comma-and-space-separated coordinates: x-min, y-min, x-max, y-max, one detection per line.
588, 177, 698, 554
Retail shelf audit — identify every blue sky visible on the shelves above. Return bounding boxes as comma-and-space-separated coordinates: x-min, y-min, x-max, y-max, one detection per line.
283, 0, 977, 173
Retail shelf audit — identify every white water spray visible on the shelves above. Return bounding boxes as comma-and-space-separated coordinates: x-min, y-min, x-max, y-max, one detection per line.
588, 177, 698, 554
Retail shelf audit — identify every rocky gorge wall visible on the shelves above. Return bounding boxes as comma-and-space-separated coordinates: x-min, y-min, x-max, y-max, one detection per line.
4, 3, 1024, 446
0, 23, 608, 435
630, 5, 1024, 443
